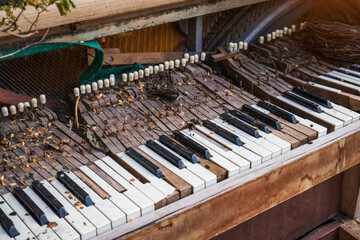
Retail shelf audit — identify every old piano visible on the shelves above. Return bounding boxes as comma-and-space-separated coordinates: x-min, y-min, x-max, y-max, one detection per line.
0, 0, 359, 239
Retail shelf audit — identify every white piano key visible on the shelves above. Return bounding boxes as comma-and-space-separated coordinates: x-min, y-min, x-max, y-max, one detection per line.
339, 68, 360, 78
101, 156, 166, 206
328, 71, 360, 85
3, 193, 61, 240
213, 119, 273, 162
117, 152, 176, 197
139, 145, 205, 193
94, 160, 155, 215
258, 130, 291, 154
254, 104, 328, 137
79, 166, 140, 222
182, 129, 251, 170
331, 103, 360, 122
51, 179, 111, 235
277, 96, 344, 131
318, 75, 360, 92
307, 82, 342, 93
155, 141, 217, 187
65, 172, 127, 229
23, 187, 80, 240
40, 180, 97, 240
194, 125, 262, 167
173, 135, 240, 177
0, 196, 35, 240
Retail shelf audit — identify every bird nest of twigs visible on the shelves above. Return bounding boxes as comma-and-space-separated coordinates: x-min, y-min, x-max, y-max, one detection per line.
305, 19, 360, 62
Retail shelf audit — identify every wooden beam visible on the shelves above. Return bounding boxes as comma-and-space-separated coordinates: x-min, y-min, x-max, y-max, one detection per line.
90, 121, 360, 240
0, 0, 267, 50
212, 49, 242, 62
340, 165, 360, 219
87, 48, 185, 65
186, 16, 203, 52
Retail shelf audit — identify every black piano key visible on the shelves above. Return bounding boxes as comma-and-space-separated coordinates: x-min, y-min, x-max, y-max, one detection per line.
203, 120, 242, 146
159, 135, 199, 164
242, 105, 282, 130
292, 87, 332, 109
228, 110, 270, 134
57, 171, 93, 207
13, 187, 49, 226
283, 91, 322, 113
0, 208, 19, 238
126, 147, 165, 178
173, 130, 211, 160
258, 100, 297, 124
220, 113, 261, 138
32, 180, 67, 218
146, 140, 185, 169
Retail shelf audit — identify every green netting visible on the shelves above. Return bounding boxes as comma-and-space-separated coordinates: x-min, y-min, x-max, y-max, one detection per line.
0, 40, 104, 83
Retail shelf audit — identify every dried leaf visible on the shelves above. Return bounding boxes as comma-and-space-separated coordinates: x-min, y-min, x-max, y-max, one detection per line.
10, 133, 14, 139
26, 163, 30, 168
68, 194, 73, 200
210, 131, 215, 134
49, 177, 54, 182
74, 201, 82, 207
48, 222, 58, 228
9, 183, 17, 187
39, 165, 46, 169
130, 178, 135, 182
129, 218, 135, 222
53, 166, 59, 171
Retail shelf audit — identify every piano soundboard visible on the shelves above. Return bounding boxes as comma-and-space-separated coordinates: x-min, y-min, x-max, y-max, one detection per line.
0, 24, 360, 239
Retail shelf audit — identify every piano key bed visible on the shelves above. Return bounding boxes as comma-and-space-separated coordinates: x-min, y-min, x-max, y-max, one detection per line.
0, 55, 359, 239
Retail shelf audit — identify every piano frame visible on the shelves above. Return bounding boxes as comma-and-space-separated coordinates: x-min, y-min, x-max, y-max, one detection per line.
93, 119, 360, 239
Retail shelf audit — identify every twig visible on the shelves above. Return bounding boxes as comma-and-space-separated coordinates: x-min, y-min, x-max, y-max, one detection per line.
0, 28, 49, 59
75, 95, 80, 128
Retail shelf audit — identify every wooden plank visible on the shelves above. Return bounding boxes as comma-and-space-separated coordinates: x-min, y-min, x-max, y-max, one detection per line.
88, 49, 184, 65
92, 121, 360, 240
340, 164, 360, 219
339, 220, 360, 240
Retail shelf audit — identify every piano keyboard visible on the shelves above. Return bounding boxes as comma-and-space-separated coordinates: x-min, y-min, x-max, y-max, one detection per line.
0, 51, 359, 239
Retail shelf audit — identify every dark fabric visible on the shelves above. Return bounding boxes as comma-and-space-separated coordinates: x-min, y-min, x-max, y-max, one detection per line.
310, 0, 360, 25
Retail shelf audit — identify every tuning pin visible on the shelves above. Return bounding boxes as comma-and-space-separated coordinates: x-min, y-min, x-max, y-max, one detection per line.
243, 42, 248, 50
148, 66, 154, 74
98, 80, 104, 89
31, 98, 38, 108
9, 105, 16, 116
194, 55, 199, 63
291, 24, 296, 33
279, 30, 284, 37
181, 58, 187, 67
164, 61, 170, 70
92, 82, 98, 91
169, 60, 175, 68
300, 22, 305, 31
239, 41, 244, 50
276, 30, 280, 38
129, 72, 134, 82
267, 33, 272, 42
80, 85, 86, 94
24, 102, 30, 108
159, 64, 164, 72
134, 71, 139, 80
110, 78, 115, 86
200, 53, 206, 61
139, 70, 144, 78
104, 79, 110, 88
283, 27, 288, 35
85, 84, 92, 93
122, 73, 128, 83
144, 68, 150, 77
18, 102, 24, 113
288, 29, 293, 36
1, 107, 8, 117
189, 55, 195, 64
272, 31, 276, 40
74, 87, 80, 97
154, 66, 159, 74
233, 43, 238, 51
259, 36, 265, 44
175, 59, 180, 68
184, 53, 189, 61
228, 42, 234, 51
